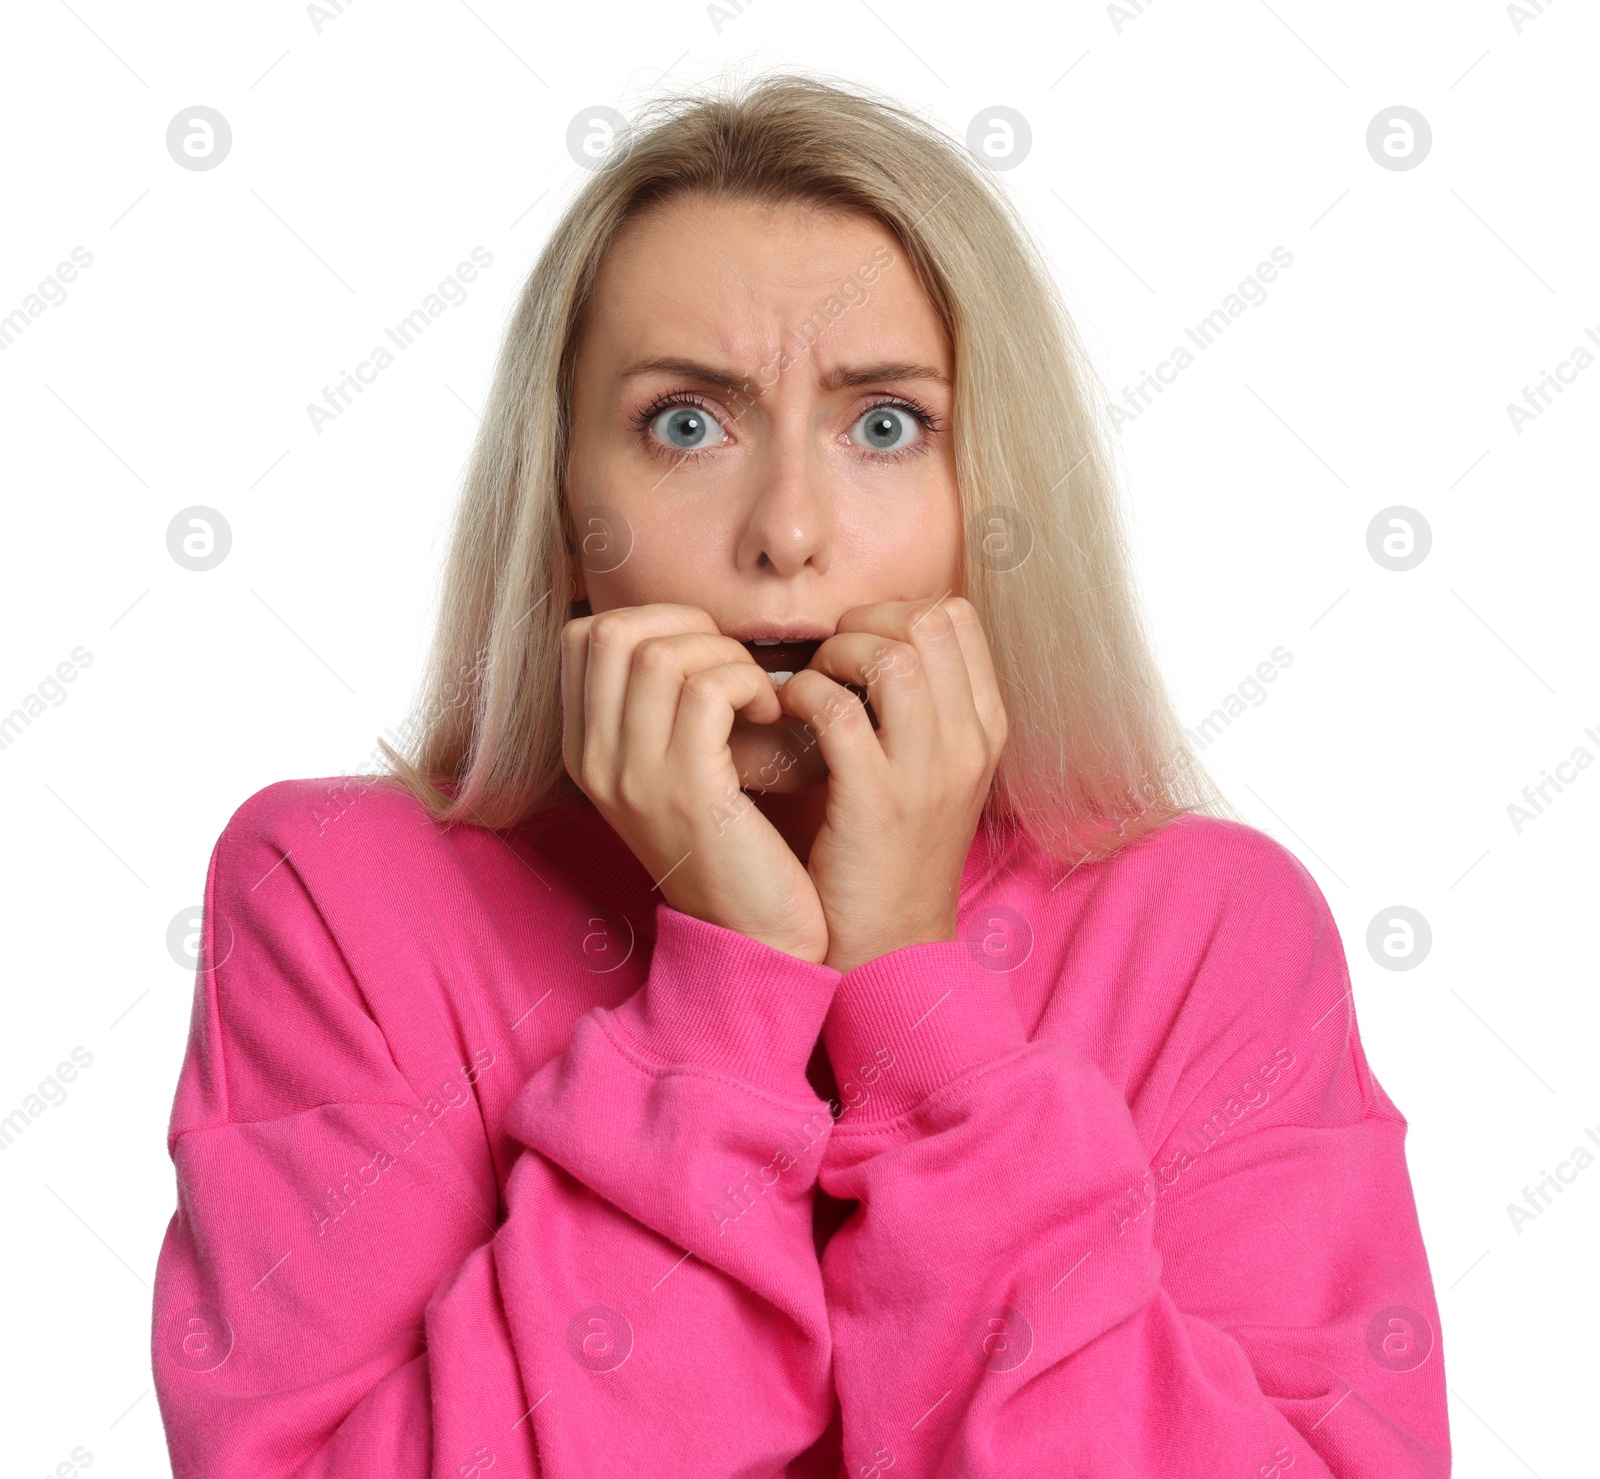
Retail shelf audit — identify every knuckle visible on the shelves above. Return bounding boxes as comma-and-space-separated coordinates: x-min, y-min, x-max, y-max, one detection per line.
561, 619, 591, 664
917, 601, 958, 642
614, 767, 649, 812
873, 641, 919, 683
681, 668, 719, 702
829, 689, 871, 728
960, 732, 991, 772
587, 611, 629, 649
578, 754, 609, 797
632, 637, 677, 675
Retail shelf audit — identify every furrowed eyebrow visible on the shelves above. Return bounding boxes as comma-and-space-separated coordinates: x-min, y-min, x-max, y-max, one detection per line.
616, 357, 747, 389
824, 362, 950, 390
617, 356, 950, 391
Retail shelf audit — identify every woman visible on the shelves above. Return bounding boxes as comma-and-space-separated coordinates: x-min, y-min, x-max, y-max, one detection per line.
153, 72, 1450, 1477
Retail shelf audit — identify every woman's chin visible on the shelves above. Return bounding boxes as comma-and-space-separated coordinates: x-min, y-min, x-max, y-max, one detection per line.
729, 714, 829, 794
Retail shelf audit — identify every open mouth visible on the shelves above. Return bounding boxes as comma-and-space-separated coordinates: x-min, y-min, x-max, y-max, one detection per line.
740, 638, 823, 684
739, 637, 877, 727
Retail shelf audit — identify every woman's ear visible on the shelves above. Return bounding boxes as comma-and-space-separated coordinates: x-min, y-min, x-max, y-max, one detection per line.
559, 498, 589, 609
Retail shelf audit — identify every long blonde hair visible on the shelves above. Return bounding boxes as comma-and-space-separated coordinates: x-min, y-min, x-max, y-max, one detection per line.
376, 68, 1237, 870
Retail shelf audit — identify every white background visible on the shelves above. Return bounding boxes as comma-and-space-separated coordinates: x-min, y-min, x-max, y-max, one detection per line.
1, 1, 1595, 1473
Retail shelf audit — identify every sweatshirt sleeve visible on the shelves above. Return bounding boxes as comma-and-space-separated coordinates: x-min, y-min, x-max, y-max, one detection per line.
152, 793, 845, 1479
812, 836, 1450, 1479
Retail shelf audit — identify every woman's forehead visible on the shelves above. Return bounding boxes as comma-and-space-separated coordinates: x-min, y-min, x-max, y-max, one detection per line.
584, 200, 948, 382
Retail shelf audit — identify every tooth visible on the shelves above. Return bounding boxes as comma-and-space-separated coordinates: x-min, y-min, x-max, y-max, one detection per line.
768, 670, 795, 685
752, 638, 782, 646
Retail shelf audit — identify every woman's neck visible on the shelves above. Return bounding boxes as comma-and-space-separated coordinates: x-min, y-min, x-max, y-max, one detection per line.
747, 782, 830, 865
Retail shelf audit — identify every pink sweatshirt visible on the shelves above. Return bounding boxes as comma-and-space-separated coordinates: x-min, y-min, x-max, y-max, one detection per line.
152, 777, 1450, 1478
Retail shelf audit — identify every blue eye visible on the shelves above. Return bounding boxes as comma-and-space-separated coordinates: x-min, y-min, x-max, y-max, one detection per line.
649, 403, 727, 451
850, 404, 923, 454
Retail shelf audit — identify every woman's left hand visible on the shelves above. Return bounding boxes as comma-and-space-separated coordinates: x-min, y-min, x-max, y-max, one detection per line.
776, 596, 1009, 975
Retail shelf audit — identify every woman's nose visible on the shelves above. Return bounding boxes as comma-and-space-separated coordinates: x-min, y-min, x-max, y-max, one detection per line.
735, 416, 832, 577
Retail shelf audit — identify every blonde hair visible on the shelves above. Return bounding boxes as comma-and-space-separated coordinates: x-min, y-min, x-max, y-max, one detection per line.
376, 68, 1238, 870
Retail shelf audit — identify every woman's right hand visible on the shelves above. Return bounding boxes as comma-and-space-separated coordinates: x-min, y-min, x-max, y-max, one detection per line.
560, 603, 831, 964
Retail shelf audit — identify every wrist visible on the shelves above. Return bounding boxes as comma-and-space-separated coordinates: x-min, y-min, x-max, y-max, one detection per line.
657, 884, 830, 967
823, 906, 959, 975
762, 930, 832, 965
684, 902, 831, 966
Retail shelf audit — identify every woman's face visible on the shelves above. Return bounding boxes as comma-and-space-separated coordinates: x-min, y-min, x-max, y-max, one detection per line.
564, 191, 963, 793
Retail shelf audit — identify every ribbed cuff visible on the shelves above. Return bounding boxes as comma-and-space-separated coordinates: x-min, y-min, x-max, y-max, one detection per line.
821, 939, 1030, 1128
605, 902, 843, 1104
